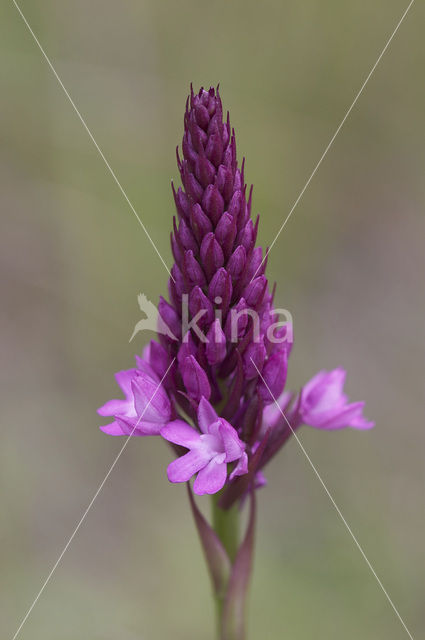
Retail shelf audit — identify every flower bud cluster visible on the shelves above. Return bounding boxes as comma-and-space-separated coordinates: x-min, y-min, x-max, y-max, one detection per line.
161, 86, 288, 426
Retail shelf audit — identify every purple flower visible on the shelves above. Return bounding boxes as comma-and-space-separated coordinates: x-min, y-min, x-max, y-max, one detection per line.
161, 397, 247, 495
98, 361, 172, 436
99, 86, 373, 501
298, 368, 374, 430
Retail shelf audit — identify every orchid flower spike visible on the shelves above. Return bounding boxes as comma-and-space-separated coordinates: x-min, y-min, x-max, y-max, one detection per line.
98, 86, 374, 503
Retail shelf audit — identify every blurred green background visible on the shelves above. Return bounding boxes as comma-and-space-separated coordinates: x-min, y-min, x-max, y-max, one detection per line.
1, 1, 424, 638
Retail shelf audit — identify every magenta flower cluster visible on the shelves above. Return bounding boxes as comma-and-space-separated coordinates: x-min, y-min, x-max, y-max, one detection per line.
98, 87, 373, 498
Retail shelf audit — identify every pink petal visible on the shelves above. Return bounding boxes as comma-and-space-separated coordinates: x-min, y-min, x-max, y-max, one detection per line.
197, 396, 218, 433
167, 449, 212, 483
132, 375, 171, 424
218, 421, 245, 462
97, 398, 132, 418
229, 452, 248, 480
161, 420, 201, 448
142, 343, 151, 360
320, 402, 371, 430
100, 421, 128, 436
301, 369, 331, 399
194, 458, 227, 495
308, 402, 369, 430
135, 356, 159, 381
97, 368, 137, 418
349, 415, 375, 430
115, 368, 138, 396
134, 420, 164, 435
110, 416, 158, 437
302, 368, 347, 415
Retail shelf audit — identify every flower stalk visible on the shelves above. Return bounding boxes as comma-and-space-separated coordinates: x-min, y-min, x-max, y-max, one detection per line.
212, 494, 239, 563
211, 496, 240, 638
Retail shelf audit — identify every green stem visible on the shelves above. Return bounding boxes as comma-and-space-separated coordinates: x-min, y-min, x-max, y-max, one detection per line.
212, 493, 239, 561
211, 495, 239, 639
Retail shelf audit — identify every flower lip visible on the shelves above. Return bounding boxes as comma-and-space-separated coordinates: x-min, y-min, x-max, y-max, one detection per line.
160, 396, 247, 495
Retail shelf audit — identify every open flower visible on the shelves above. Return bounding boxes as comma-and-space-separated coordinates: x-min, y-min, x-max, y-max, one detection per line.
161, 397, 248, 495
98, 364, 171, 436
299, 368, 374, 430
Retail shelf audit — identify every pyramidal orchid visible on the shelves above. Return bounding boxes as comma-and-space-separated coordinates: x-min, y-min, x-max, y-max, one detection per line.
98, 86, 374, 640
